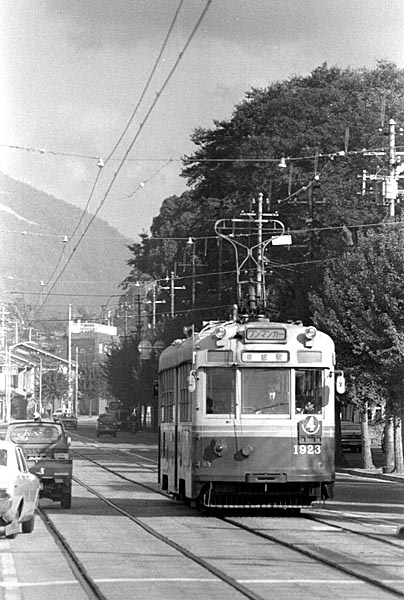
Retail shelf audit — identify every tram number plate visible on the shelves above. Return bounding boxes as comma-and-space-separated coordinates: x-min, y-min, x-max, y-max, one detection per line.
293, 444, 321, 455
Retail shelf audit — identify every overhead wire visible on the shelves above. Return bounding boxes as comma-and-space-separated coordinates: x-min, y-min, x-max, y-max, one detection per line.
4, 216, 401, 292
2, 143, 404, 164
66, 0, 185, 241
27, 0, 213, 326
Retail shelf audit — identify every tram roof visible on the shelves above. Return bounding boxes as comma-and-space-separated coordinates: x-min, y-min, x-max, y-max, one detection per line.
158, 319, 334, 372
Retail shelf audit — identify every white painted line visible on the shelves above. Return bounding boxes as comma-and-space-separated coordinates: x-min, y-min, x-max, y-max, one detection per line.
2, 577, 403, 588
0, 580, 79, 589
96, 578, 218, 583
324, 500, 404, 509
0, 550, 23, 600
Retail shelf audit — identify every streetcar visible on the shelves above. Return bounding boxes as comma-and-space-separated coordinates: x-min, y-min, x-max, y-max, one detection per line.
158, 198, 344, 510
158, 310, 345, 509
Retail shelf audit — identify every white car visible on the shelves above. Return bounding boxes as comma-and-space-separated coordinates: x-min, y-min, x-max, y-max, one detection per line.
0, 440, 40, 538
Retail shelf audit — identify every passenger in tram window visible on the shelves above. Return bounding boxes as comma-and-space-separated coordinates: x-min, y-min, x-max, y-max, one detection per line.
206, 397, 214, 414
296, 397, 320, 414
303, 400, 315, 414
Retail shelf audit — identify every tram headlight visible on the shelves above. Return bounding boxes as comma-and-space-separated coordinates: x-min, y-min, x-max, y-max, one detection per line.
305, 326, 317, 340
213, 326, 226, 340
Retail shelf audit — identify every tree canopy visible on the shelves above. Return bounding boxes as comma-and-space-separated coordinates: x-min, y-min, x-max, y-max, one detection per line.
126, 61, 404, 329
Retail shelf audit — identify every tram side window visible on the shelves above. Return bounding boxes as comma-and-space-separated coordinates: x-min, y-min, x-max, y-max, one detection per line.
179, 364, 191, 422
295, 369, 323, 414
206, 368, 235, 415
160, 369, 175, 423
241, 369, 290, 414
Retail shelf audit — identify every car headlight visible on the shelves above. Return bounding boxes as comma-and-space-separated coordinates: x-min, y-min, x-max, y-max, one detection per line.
0, 488, 12, 500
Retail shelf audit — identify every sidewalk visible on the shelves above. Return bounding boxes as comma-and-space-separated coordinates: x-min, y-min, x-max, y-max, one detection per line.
337, 449, 404, 483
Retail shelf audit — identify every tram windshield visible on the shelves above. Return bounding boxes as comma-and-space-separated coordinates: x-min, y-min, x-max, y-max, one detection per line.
206, 368, 235, 415
241, 369, 290, 414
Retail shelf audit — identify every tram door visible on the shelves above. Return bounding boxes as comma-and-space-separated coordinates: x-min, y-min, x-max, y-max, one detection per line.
169, 369, 180, 494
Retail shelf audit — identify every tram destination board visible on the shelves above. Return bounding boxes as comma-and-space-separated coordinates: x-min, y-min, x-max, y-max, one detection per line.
245, 327, 287, 341
242, 351, 289, 362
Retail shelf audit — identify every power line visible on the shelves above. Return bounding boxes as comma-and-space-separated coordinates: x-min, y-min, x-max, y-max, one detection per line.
22, 0, 186, 321
4, 217, 402, 290
103, 0, 185, 165
3, 142, 404, 164
27, 0, 213, 326
66, 0, 185, 242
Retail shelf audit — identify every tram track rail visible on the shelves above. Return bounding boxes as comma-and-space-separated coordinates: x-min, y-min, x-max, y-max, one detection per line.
38, 505, 108, 600
222, 515, 404, 599
304, 508, 404, 550
70, 444, 404, 599
57, 473, 271, 600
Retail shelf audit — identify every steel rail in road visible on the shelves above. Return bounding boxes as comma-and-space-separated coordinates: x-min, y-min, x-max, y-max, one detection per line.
38, 505, 108, 600
303, 508, 404, 550
69, 473, 269, 600
72, 443, 404, 599
222, 515, 404, 599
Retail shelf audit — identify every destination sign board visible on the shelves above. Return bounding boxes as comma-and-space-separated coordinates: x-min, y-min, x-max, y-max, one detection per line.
245, 327, 287, 341
241, 351, 289, 363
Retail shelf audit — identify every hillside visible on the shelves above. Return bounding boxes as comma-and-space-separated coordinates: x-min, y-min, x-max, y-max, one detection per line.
0, 172, 133, 323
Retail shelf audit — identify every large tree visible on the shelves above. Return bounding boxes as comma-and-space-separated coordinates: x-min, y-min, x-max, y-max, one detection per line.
310, 227, 404, 472
127, 61, 404, 324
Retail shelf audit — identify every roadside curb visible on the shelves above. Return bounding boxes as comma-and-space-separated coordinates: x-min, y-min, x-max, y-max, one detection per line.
337, 468, 404, 484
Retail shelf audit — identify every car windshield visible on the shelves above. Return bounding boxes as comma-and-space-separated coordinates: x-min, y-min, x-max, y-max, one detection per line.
99, 414, 115, 422
8, 424, 62, 444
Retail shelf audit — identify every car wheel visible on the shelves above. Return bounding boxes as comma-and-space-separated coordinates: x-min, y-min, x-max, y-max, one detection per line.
61, 492, 72, 509
22, 514, 35, 534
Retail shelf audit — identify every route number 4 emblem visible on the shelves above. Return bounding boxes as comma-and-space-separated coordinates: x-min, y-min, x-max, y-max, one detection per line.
301, 416, 320, 435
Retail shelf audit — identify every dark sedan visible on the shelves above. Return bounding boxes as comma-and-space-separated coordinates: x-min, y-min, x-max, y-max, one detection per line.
53, 410, 78, 430
60, 413, 78, 430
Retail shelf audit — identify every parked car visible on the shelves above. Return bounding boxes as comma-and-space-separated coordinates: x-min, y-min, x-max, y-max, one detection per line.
96, 413, 118, 437
105, 406, 132, 431
341, 421, 362, 453
0, 440, 40, 538
6, 420, 73, 509
52, 408, 65, 423
60, 413, 78, 430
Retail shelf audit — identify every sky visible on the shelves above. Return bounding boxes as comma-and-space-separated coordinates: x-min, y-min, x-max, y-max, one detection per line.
1, 0, 404, 243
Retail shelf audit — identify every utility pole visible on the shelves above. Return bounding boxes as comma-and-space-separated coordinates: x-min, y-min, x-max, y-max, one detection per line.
75, 346, 79, 415
180, 238, 200, 311
215, 193, 291, 314
188, 238, 196, 310
363, 118, 404, 218
387, 118, 398, 218
160, 272, 186, 317
148, 285, 166, 331
67, 304, 73, 411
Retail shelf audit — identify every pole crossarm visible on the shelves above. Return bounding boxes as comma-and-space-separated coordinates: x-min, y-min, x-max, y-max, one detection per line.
215, 213, 286, 308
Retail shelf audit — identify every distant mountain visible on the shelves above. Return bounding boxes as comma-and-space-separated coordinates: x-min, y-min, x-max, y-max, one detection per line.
0, 171, 133, 322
